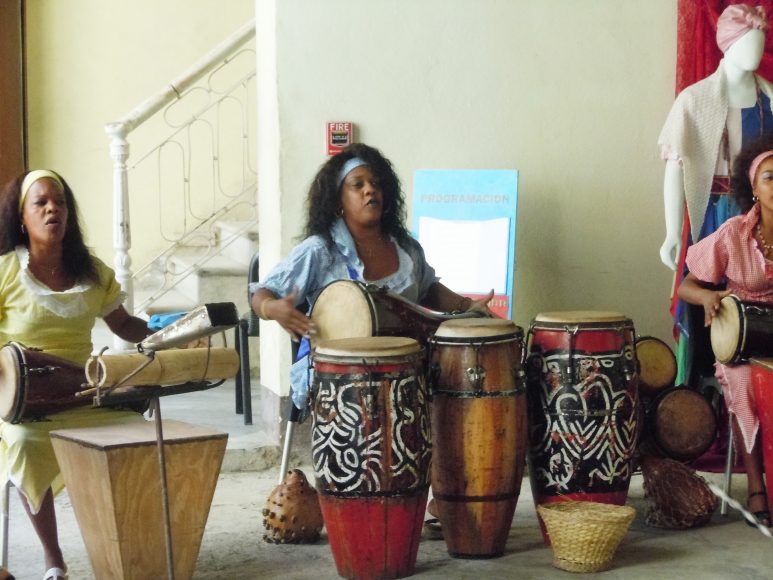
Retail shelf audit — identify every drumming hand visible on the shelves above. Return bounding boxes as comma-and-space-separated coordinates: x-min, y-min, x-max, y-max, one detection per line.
468, 289, 496, 317
267, 290, 316, 341
701, 289, 732, 327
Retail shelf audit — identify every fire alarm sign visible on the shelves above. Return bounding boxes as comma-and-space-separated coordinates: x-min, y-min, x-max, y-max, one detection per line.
326, 122, 353, 156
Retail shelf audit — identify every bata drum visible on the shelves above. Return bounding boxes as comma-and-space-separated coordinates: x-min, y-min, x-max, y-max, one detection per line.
428, 318, 527, 559
711, 295, 773, 364
525, 311, 639, 542
311, 337, 430, 579
0, 342, 88, 423
635, 336, 677, 397
309, 280, 481, 347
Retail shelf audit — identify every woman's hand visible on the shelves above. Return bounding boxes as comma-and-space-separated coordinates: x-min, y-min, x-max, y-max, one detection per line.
467, 289, 496, 317
256, 289, 316, 341
699, 289, 732, 327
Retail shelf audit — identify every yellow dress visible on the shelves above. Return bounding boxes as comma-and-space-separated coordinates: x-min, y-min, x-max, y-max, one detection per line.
0, 247, 146, 513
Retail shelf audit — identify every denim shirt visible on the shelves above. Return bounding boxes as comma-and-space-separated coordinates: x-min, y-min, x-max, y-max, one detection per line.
251, 218, 438, 310
250, 218, 439, 409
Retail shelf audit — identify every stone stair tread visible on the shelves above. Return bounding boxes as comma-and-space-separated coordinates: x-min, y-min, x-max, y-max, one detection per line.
216, 220, 259, 241
136, 287, 197, 315
169, 251, 248, 276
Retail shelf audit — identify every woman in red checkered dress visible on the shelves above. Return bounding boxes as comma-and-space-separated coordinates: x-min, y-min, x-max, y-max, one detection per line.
678, 135, 773, 527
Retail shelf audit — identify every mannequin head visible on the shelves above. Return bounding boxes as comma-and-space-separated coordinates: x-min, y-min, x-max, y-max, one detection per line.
725, 28, 766, 72
717, 4, 768, 71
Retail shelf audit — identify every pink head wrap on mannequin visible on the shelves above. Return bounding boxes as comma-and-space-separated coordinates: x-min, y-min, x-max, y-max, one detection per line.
716, 4, 768, 53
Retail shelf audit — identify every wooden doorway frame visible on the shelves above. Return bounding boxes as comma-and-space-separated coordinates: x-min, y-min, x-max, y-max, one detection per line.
0, 0, 27, 185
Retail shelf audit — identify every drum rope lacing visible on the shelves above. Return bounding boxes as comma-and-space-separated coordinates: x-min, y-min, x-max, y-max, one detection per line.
707, 483, 773, 540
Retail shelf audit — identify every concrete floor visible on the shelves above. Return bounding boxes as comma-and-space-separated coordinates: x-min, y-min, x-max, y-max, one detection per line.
5, 380, 773, 579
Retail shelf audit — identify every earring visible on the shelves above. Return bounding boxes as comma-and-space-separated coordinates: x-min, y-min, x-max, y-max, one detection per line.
754, 195, 760, 203
20, 224, 26, 235
337, 207, 344, 217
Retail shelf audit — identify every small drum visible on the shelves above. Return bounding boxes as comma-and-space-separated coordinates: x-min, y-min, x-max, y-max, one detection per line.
311, 337, 430, 580
636, 336, 677, 397
524, 311, 639, 542
711, 295, 773, 364
641, 387, 717, 463
428, 318, 527, 559
0, 342, 87, 423
309, 279, 480, 347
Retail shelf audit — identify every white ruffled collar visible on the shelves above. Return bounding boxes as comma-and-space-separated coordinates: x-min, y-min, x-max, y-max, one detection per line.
15, 246, 93, 318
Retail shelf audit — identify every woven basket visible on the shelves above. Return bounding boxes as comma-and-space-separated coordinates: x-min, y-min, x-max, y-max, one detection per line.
537, 501, 636, 573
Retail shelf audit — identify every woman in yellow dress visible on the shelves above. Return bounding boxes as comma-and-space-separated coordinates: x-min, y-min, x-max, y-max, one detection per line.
0, 170, 151, 580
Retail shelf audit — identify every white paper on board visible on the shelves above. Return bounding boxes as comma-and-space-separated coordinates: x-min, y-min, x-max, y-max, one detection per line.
417, 216, 509, 294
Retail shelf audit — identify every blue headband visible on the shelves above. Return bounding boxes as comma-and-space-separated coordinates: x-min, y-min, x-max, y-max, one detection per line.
336, 157, 369, 189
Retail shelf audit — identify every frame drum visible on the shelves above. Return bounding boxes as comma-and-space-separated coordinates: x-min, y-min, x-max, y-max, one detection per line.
636, 336, 677, 397
311, 336, 430, 579
428, 318, 527, 559
525, 311, 639, 542
711, 295, 773, 364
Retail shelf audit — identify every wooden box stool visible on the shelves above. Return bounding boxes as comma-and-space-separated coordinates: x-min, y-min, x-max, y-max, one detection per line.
50, 420, 227, 579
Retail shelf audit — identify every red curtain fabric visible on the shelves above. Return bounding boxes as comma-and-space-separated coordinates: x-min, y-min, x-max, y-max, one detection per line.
676, 0, 773, 94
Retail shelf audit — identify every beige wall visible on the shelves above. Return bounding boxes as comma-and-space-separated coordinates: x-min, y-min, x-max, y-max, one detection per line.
24, 0, 255, 267
257, 0, 679, 394
25, 1, 680, 396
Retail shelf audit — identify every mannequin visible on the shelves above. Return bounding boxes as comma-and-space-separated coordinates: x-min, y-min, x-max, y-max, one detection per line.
659, 26, 772, 270
658, 3, 773, 388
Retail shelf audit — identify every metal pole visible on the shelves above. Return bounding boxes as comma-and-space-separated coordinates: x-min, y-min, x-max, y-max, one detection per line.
153, 398, 176, 580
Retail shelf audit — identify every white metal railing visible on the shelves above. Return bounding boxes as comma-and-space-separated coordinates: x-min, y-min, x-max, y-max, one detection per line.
105, 19, 256, 327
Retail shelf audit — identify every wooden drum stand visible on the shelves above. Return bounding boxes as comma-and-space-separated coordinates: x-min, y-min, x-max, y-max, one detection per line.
50, 346, 236, 580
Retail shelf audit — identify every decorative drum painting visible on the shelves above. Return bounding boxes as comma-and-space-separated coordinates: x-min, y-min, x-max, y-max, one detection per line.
525, 311, 639, 541
311, 336, 430, 580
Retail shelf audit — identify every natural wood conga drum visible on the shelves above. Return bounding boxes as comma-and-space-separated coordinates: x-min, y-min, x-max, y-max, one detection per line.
311, 337, 430, 580
428, 318, 527, 559
525, 311, 639, 543
50, 420, 227, 580
635, 336, 677, 397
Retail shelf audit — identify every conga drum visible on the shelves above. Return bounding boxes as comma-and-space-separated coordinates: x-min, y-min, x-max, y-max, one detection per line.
428, 318, 527, 559
0, 342, 88, 423
641, 387, 717, 462
635, 336, 677, 398
525, 311, 639, 542
311, 337, 430, 580
711, 295, 773, 364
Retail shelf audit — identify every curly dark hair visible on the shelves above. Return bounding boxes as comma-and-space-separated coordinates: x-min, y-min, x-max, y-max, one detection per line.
731, 134, 773, 212
302, 143, 411, 247
0, 171, 99, 283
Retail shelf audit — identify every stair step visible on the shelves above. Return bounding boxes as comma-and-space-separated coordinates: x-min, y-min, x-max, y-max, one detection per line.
214, 220, 259, 267
136, 287, 197, 316
169, 251, 248, 277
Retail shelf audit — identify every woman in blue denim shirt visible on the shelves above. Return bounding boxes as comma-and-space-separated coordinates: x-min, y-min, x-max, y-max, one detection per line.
251, 144, 492, 404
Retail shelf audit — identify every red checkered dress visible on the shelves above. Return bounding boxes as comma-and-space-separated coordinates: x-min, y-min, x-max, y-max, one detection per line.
685, 203, 773, 454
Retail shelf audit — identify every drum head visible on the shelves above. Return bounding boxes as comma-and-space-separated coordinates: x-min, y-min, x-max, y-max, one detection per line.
434, 317, 522, 340
0, 345, 22, 422
315, 336, 420, 359
636, 337, 677, 396
710, 295, 741, 364
652, 389, 717, 462
533, 310, 627, 324
310, 281, 375, 344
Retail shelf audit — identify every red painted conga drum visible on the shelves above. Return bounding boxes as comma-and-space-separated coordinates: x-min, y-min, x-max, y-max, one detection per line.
525, 311, 639, 542
428, 318, 527, 559
0, 342, 88, 423
311, 337, 430, 580
751, 357, 773, 515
